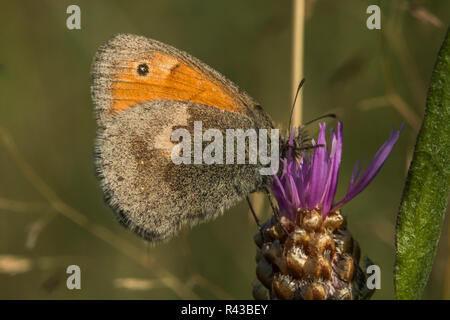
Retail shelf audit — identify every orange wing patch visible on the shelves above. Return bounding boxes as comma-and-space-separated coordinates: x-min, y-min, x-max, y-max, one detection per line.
111, 52, 243, 114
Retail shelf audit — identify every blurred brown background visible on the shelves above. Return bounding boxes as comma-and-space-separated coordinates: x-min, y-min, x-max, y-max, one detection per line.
0, 0, 448, 299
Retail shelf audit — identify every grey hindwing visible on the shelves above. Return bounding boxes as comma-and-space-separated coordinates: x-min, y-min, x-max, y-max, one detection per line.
95, 100, 273, 242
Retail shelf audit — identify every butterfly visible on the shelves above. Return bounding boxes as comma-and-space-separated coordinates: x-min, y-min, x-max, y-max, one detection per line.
91, 34, 311, 243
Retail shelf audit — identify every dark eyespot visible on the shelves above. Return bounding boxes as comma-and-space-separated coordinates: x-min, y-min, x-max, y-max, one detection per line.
137, 63, 149, 76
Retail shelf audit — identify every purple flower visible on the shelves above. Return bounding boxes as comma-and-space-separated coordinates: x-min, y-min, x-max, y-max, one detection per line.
272, 121, 403, 220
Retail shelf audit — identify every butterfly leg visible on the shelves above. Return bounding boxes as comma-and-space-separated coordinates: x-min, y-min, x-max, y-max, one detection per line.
246, 196, 262, 229
264, 187, 288, 236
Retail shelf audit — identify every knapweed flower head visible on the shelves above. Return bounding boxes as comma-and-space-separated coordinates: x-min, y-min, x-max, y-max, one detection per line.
272, 121, 403, 220
254, 121, 402, 300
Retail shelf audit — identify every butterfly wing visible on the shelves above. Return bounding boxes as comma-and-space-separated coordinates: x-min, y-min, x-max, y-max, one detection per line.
91, 34, 274, 242
92, 34, 272, 129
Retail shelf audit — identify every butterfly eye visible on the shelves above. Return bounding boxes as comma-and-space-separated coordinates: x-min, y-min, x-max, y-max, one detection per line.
137, 63, 149, 76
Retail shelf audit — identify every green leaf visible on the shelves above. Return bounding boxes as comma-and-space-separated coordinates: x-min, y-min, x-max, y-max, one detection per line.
395, 27, 450, 300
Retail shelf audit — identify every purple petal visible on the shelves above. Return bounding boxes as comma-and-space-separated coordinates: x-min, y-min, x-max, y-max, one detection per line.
332, 124, 403, 211
288, 175, 300, 218
272, 171, 288, 203
321, 121, 343, 216
308, 123, 329, 209
348, 160, 360, 190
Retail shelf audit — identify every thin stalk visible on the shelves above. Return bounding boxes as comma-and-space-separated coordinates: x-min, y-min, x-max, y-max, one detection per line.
291, 0, 305, 128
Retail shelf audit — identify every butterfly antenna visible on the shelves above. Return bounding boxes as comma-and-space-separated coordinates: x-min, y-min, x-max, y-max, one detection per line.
288, 78, 306, 130
301, 113, 337, 127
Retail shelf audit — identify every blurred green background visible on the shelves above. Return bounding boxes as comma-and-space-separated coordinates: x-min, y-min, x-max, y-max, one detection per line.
0, 0, 449, 299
